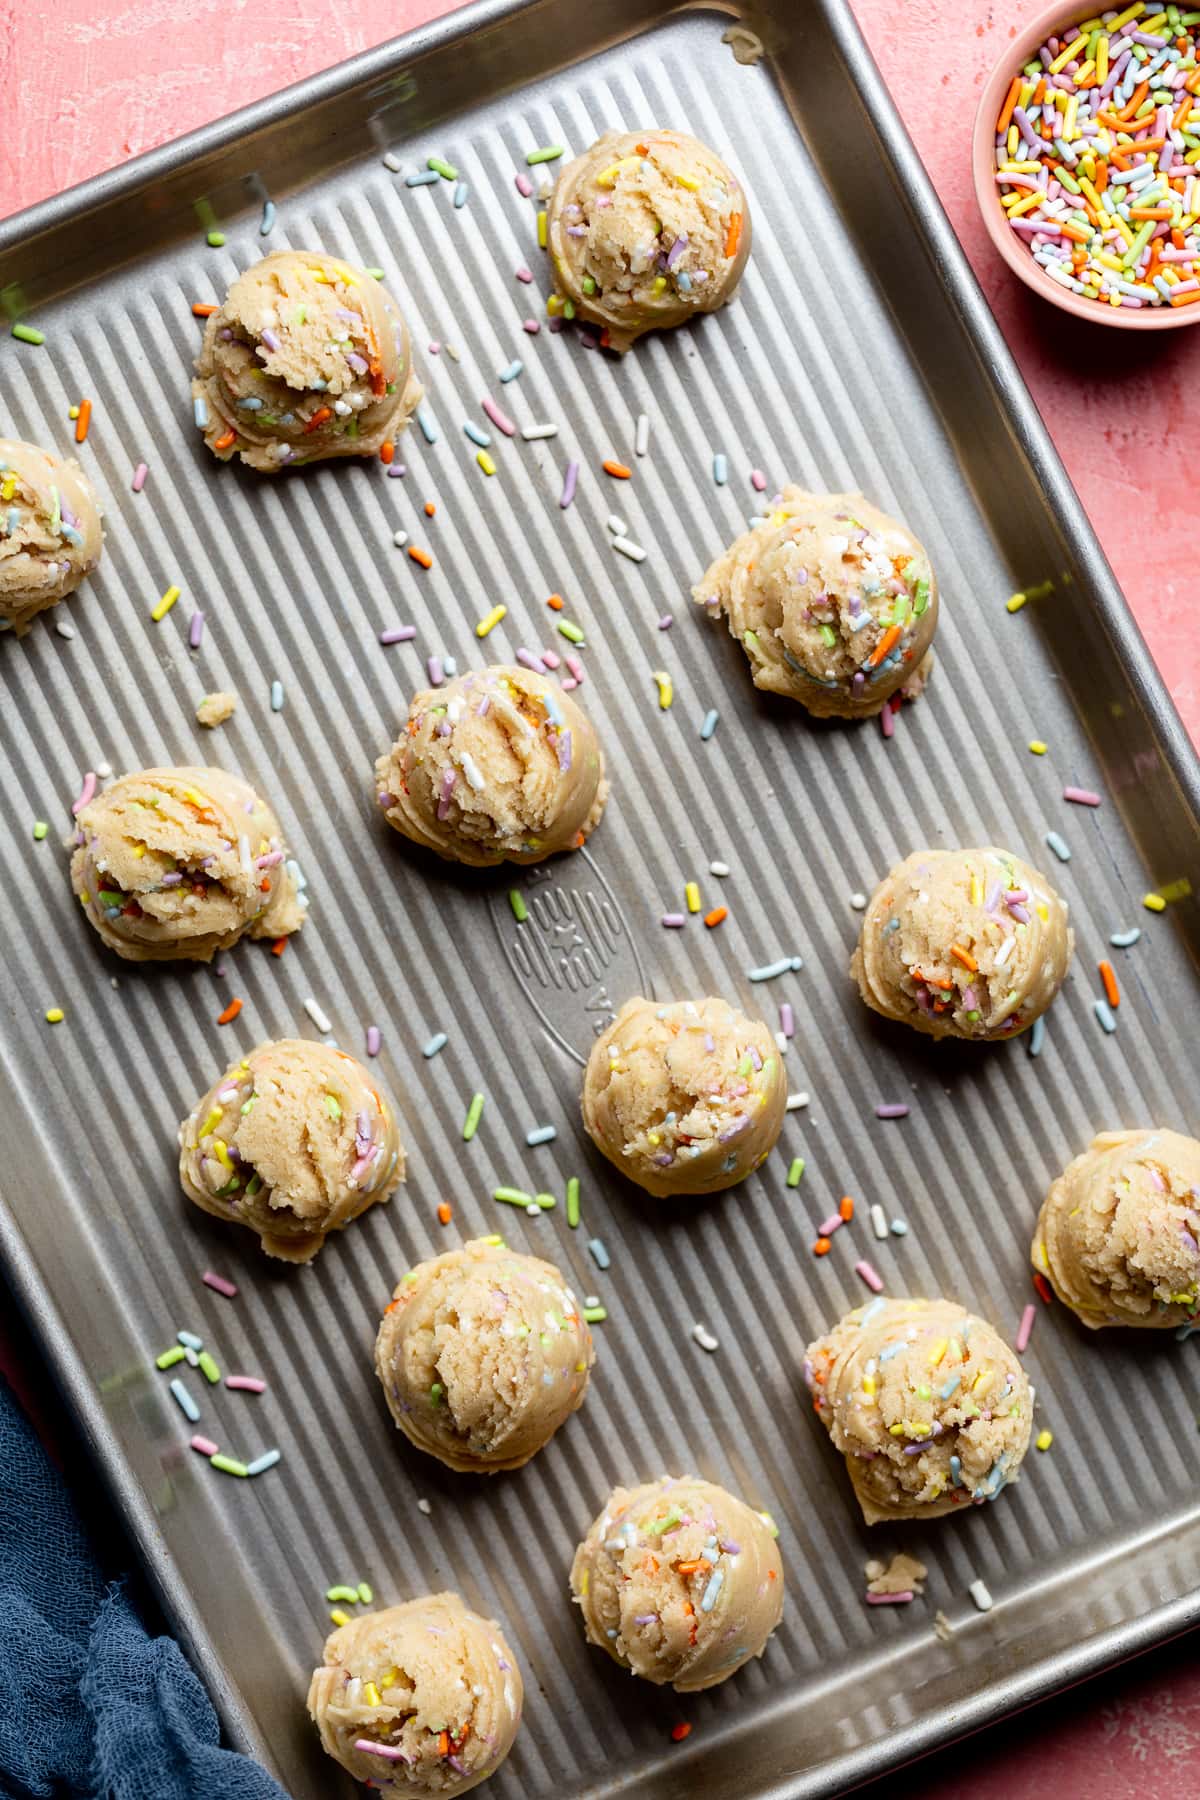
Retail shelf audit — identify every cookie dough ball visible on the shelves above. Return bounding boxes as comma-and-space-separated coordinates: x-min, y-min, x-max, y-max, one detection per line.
192, 250, 421, 471
570, 1476, 783, 1692
307, 1594, 522, 1795
179, 1039, 404, 1262
70, 766, 304, 962
0, 438, 102, 633
693, 488, 937, 719
374, 665, 607, 867
805, 1297, 1033, 1524
582, 997, 786, 1197
851, 846, 1073, 1042
547, 129, 750, 352
375, 1239, 593, 1472
1033, 1129, 1200, 1329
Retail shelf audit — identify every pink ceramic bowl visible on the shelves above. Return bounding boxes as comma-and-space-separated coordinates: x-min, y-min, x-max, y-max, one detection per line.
972, 0, 1200, 329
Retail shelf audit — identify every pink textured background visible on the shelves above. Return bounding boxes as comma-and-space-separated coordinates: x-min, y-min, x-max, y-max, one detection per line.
1, 1, 1198, 1795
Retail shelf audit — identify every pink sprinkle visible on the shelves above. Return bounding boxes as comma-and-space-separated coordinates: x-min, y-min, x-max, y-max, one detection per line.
779, 1002, 795, 1038
561, 677, 578, 691
750, 469, 767, 492
365, 1024, 381, 1057
541, 648, 561, 669
355, 1740, 411, 1763
131, 461, 148, 492
866, 1590, 914, 1606
427, 340, 440, 355
879, 702, 896, 741
225, 1375, 267, 1394
855, 1259, 884, 1294
427, 655, 444, 687
515, 173, 533, 197
662, 913, 687, 928
875, 1103, 909, 1120
190, 1434, 220, 1456
1015, 1302, 1036, 1355
380, 625, 416, 645
202, 1270, 238, 1298
188, 611, 204, 649
72, 770, 96, 815
565, 654, 584, 683
482, 395, 516, 436
818, 1213, 844, 1238
523, 318, 541, 333
515, 266, 534, 283
657, 615, 673, 630
516, 647, 547, 672
1063, 785, 1102, 807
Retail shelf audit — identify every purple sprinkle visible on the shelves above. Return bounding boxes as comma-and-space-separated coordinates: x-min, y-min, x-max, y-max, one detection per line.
1008, 903, 1031, 925
427, 655, 444, 687
345, 351, 369, 375
657, 614, 673, 630
188, 610, 204, 649
516, 647, 547, 672
634, 1613, 658, 1624
852, 671, 865, 693
365, 1025, 381, 1057
160, 872, 183, 887
387, 463, 407, 478
259, 328, 280, 353
665, 233, 688, 268
779, 1002, 795, 1038
875, 1103, 909, 1120
557, 728, 573, 771
662, 913, 686, 928
560, 460, 579, 509
717, 1114, 749, 1144
380, 625, 417, 644
377, 791, 395, 808
437, 768, 457, 820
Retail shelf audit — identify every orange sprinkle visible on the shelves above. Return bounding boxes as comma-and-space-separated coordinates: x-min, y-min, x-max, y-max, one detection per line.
213, 430, 236, 452
635, 142, 650, 155
270, 937, 288, 957
675, 1561, 705, 1575
408, 546, 433, 568
839, 1195, 854, 1222
438, 1732, 450, 1758
1170, 288, 1200, 307
1098, 960, 1120, 1009
949, 943, 979, 972
602, 459, 631, 479
424, 501, 436, 517
304, 405, 332, 434
191, 302, 217, 317
1120, 80, 1150, 119
868, 623, 902, 668
379, 440, 395, 465
216, 998, 243, 1026
74, 399, 92, 444
703, 906, 727, 928
813, 1237, 831, 1257
1174, 95, 1192, 130
1059, 222, 1092, 245
546, 593, 564, 610
670, 1724, 692, 1744
724, 212, 742, 259
437, 1202, 453, 1225
1129, 207, 1171, 221
996, 75, 1021, 136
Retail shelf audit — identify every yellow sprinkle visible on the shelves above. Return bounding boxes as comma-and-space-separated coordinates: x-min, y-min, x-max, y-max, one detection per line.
1143, 892, 1166, 912
948, 1337, 961, 1363
0, 477, 15, 502
1006, 592, 1028, 613
594, 163, 622, 187
200, 1107, 224, 1137
1028, 740, 1047, 755
902, 1418, 930, 1438
546, 293, 562, 316
1004, 191, 1044, 221
476, 450, 497, 477
1096, 35, 1109, 82
69, 404, 80, 420
1048, 34, 1087, 73
79, 891, 90, 905
969, 875, 982, 906
363, 1683, 382, 1707
862, 1374, 876, 1395
378, 1666, 399, 1689
1036, 902, 1048, 922
927, 1337, 948, 1367
1160, 877, 1192, 902
44, 1007, 65, 1024
1036, 1430, 1054, 1452
578, 1569, 589, 1596
652, 274, 668, 294
675, 170, 700, 190
329, 1609, 351, 1627
1007, 124, 1020, 158
213, 1138, 234, 1172
652, 670, 673, 710
536, 210, 547, 249
685, 881, 701, 914
151, 584, 181, 622
476, 604, 507, 638
132, 843, 145, 858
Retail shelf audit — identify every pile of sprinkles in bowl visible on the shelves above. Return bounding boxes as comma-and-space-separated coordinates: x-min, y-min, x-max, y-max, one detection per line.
994, 3, 1200, 309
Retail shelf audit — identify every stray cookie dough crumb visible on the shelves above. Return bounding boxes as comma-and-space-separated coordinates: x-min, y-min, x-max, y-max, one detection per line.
866, 1552, 927, 1598
933, 1609, 954, 1644
196, 691, 237, 728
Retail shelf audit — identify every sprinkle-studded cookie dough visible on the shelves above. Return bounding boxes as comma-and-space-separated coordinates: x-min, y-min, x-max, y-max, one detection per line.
0, 438, 103, 633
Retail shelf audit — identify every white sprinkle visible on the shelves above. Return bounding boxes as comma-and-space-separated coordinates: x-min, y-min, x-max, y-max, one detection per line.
612, 535, 646, 562
786, 1092, 810, 1111
382, 151, 402, 171
606, 514, 627, 536
521, 422, 558, 440
774, 1032, 789, 1053
303, 997, 333, 1034
692, 1322, 719, 1353
393, 529, 409, 549
994, 935, 1016, 969
710, 860, 730, 877
968, 1579, 993, 1613
634, 412, 650, 457
850, 891, 867, 910
95, 762, 112, 779
417, 1497, 432, 1515
870, 1203, 888, 1240
56, 620, 76, 640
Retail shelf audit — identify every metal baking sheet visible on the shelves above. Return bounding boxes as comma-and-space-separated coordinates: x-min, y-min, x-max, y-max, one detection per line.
2, 1, 1199, 1794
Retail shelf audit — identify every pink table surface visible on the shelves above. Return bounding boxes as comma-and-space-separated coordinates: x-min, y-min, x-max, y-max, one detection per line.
2, 2, 1198, 1796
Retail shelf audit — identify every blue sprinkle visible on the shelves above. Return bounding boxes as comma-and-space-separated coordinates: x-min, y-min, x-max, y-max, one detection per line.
193, 395, 210, 429
443, 656, 457, 678
454, 182, 470, 209
747, 957, 793, 982
416, 405, 439, 444
1094, 998, 1117, 1034
4, 508, 19, 537
422, 1032, 448, 1059
176, 1331, 203, 1350
1028, 1016, 1046, 1058
859, 1298, 886, 1326
270, 680, 285, 713
260, 200, 276, 236
463, 421, 491, 448
712, 452, 728, 485
700, 1568, 724, 1612
498, 359, 523, 383
700, 708, 719, 741
1045, 830, 1071, 862
878, 1341, 906, 1362
676, 270, 692, 292
169, 1379, 200, 1423
587, 1237, 611, 1271
882, 917, 900, 936
526, 1124, 557, 1147
236, 396, 263, 410
949, 1453, 962, 1486
940, 1374, 961, 1400
246, 1448, 281, 1475
1110, 927, 1141, 948
542, 690, 564, 726
890, 1218, 908, 1236
406, 169, 441, 187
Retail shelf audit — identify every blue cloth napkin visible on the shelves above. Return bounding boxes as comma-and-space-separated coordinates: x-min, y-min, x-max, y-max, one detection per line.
0, 1373, 290, 1800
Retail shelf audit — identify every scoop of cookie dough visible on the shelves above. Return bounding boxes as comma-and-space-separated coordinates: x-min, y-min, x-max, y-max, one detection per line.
179, 1039, 404, 1261
70, 765, 304, 962
570, 1475, 783, 1692
374, 665, 607, 866
581, 996, 786, 1197
805, 1297, 1033, 1524
307, 1594, 522, 1795
1033, 1128, 1200, 1329
192, 250, 420, 471
375, 1238, 593, 1471
0, 438, 103, 633
547, 129, 750, 352
693, 488, 937, 719
850, 846, 1073, 1041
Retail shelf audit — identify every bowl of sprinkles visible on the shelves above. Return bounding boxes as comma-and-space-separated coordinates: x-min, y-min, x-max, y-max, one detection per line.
974, 1, 1200, 324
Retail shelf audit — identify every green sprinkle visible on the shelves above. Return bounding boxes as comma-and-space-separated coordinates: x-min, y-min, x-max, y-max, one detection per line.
155, 1346, 186, 1370
462, 1093, 485, 1141
534, 1192, 557, 1211
324, 1093, 342, 1120
210, 1455, 249, 1477
325, 1585, 359, 1604
526, 145, 565, 164
365, 267, 385, 279
430, 1382, 444, 1406
206, 230, 226, 247
197, 1351, 221, 1384
581, 275, 596, 295
97, 889, 124, 908
743, 629, 760, 650
582, 1304, 607, 1323
818, 624, 837, 648
494, 1186, 535, 1208
646, 1506, 683, 1537
11, 323, 45, 345
32, 821, 48, 840
427, 156, 458, 180
481, 1234, 505, 1247
566, 1176, 581, 1229
557, 620, 585, 644
509, 889, 528, 922
562, 298, 576, 320
357, 1582, 373, 1605
912, 577, 930, 616
786, 1157, 805, 1188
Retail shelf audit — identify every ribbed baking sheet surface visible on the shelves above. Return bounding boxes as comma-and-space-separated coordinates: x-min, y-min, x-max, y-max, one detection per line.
2, 5, 1200, 1797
